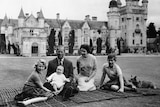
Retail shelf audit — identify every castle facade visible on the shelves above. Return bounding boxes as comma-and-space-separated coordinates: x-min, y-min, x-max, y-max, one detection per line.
0, 0, 148, 56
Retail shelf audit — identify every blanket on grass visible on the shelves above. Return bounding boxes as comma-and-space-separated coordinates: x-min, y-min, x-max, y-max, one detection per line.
0, 87, 159, 107
70, 89, 159, 103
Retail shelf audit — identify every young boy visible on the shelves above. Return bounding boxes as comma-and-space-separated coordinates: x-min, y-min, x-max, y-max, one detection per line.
99, 54, 136, 92
47, 65, 70, 95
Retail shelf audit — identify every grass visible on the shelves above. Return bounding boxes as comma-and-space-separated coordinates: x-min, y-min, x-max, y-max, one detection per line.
0, 55, 160, 89
0, 55, 160, 107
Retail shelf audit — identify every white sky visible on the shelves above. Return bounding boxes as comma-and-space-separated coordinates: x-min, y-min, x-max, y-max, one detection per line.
0, 0, 160, 28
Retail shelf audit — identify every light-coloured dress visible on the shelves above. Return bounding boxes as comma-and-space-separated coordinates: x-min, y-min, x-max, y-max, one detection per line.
47, 72, 68, 88
77, 54, 97, 91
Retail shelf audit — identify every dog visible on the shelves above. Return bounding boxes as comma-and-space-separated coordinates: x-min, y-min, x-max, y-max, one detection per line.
128, 75, 156, 89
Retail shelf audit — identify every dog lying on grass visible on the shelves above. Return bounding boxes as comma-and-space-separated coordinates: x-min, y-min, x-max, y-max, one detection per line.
128, 75, 156, 89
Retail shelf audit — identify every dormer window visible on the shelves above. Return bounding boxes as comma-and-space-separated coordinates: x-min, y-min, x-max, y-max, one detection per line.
30, 29, 34, 35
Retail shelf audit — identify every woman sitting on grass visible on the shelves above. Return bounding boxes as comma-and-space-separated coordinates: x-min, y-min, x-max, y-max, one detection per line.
76, 44, 97, 91
99, 54, 136, 92
15, 59, 54, 106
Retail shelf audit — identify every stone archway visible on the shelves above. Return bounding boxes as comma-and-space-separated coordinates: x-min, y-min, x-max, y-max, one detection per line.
31, 42, 38, 56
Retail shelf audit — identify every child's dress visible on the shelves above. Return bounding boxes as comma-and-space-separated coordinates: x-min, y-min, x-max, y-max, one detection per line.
47, 72, 68, 88
22, 71, 49, 98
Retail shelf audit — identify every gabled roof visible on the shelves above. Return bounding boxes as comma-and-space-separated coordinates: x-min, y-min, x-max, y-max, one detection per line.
45, 19, 65, 28
67, 20, 84, 29
25, 14, 36, 21
117, 0, 122, 6
18, 8, 25, 19
88, 21, 108, 29
38, 9, 44, 19
0, 15, 108, 30
46, 18, 108, 30
1, 14, 8, 26
0, 19, 3, 26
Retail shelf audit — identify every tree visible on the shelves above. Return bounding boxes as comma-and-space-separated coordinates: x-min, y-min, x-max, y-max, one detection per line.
147, 23, 157, 38
157, 28, 160, 37
68, 30, 75, 54
155, 28, 160, 52
48, 29, 56, 55
105, 37, 110, 54
58, 30, 62, 45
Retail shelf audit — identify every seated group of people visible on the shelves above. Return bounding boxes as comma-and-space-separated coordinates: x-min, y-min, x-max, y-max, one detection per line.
15, 44, 136, 106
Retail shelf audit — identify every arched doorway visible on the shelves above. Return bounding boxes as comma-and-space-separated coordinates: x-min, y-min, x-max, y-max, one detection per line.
32, 42, 38, 56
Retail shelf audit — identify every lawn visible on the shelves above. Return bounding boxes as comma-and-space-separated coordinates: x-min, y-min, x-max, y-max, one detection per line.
0, 55, 160, 107
0, 55, 160, 89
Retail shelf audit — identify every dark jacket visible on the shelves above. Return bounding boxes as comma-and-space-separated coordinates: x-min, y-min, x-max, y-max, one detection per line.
46, 58, 73, 79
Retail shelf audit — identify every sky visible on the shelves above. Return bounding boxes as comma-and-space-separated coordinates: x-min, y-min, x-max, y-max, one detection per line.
0, 0, 160, 29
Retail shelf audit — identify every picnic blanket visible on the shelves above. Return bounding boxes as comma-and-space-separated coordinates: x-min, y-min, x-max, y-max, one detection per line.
0, 87, 159, 107
70, 89, 159, 103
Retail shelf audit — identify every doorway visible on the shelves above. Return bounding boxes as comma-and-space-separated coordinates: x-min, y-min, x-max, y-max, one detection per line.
32, 42, 38, 56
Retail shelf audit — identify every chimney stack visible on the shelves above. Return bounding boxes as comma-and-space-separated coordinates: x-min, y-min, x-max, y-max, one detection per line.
85, 15, 90, 21
92, 16, 97, 21
25, 13, 29, 18
57, 13, 60, 20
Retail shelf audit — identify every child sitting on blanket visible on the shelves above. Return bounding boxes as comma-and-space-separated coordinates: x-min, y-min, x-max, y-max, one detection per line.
99, 54, 136, 92
47, 65, 70, 95
15, 59, 54, 106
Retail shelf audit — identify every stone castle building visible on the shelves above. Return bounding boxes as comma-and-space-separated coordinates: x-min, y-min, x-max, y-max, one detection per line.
0, 0, 148, 56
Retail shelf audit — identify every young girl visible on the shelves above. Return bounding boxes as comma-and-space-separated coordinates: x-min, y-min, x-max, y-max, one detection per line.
16, 59, 53, 106
47, 65, 70, 95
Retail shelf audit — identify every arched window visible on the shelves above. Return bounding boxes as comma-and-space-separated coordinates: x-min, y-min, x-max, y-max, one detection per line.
32, 42, 38, 55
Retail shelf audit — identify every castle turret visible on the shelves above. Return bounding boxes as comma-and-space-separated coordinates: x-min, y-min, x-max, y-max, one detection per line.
18, 8, 25, 27
37, 9, 45, 28
1, 14, 8, 34
142, 0, 148, 21
117, 0, 122, 7
107, 0, 120, 49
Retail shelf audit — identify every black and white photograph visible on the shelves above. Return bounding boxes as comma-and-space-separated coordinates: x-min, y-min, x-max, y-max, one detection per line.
0, 0, 160, 106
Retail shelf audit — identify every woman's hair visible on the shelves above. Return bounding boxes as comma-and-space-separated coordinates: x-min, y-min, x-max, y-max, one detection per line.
34, 59, 47, 70
80, 44, 90, 53
107, 53, 117, 61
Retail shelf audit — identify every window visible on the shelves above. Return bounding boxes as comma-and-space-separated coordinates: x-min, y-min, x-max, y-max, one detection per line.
30, 30, 34, 35
136, 17, 139, 21
64, 27, 69, 33
133, 40, 135, 45
122, 18, 124, 22
75, 36, 78, 43
140, 39, 143, 44
84, 28, 89, 35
